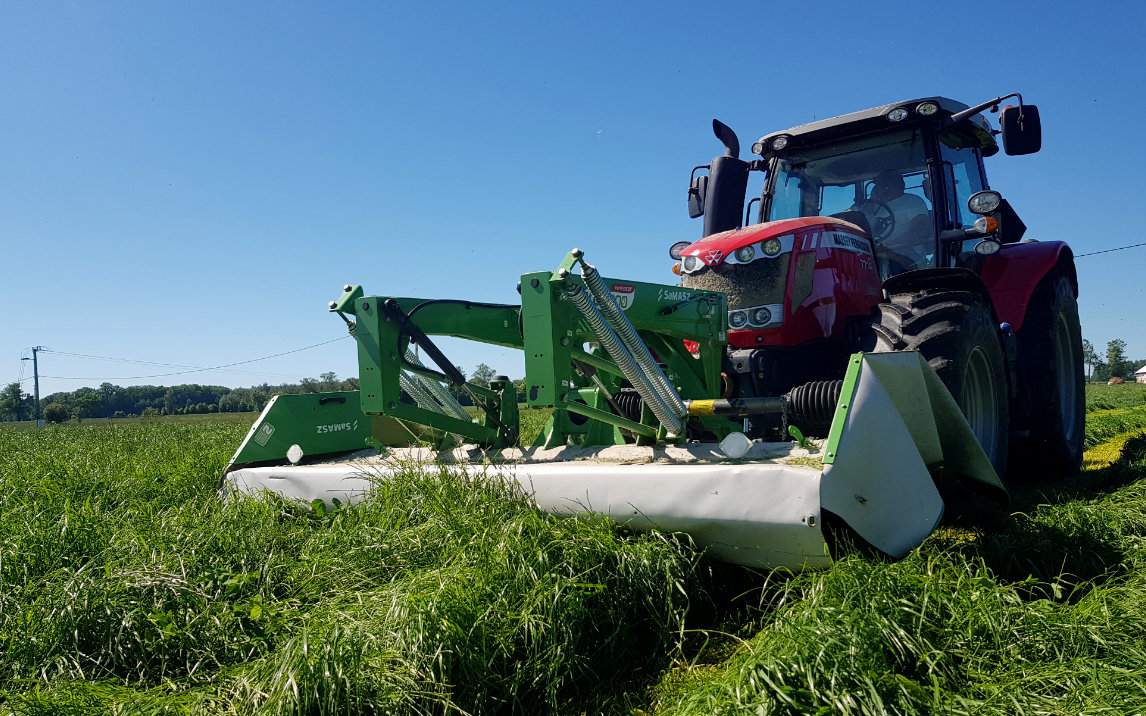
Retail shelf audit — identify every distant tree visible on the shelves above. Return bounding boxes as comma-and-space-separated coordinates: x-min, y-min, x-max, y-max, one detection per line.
319, 371, 338, 390
0, 382, 29, 421
141, 407, 160, 417
43, 403, 69, 423
470, 363, 497, 388
1082, 339, 1097, 381
1106, 339, 1129, 379
1093, 360, 1110, 383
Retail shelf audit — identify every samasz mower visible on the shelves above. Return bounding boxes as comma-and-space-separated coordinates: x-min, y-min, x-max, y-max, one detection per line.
224, 92, 1083, 570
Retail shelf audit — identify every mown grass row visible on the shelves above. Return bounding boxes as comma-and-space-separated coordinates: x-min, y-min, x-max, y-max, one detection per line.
2, 388, 1146, 714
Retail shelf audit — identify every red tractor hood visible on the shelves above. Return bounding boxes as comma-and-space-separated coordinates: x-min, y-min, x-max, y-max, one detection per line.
680, 216, 865, 268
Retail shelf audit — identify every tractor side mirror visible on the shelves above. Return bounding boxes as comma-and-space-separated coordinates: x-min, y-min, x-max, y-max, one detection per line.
688, 172, 708, 218
1000, 104, 1041, 155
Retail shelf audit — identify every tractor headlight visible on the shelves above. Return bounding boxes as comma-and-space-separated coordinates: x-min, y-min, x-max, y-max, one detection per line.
771, 135, 790, 151
887, 107, 909, 122
682, 255, 701, 273
967, 190, 1002, 215
761, 238, 782, 257
735, 245, 756, 263
973, 238, 1002, 255
916, 101, 939, 116
750, 306, 772, 326
728, 310, 749, 329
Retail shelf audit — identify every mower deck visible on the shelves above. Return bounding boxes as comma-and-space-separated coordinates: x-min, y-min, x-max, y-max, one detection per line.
225, 441, 831, 569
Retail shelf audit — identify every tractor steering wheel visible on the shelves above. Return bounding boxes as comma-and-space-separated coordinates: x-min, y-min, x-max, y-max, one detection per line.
863, 201, 896, 240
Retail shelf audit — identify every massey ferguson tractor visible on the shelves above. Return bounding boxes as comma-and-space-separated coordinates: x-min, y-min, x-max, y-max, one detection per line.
676, 93, 1084, 480
223, 93, 1084, 570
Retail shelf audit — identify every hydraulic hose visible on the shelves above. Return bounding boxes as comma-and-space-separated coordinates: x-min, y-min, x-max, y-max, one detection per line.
561, 278, 685, 436
574, 251, 689, 420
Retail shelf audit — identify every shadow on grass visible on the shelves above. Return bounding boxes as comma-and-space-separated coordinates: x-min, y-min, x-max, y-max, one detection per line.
1010, 434, 1146, 507
941, 434, 1146, 602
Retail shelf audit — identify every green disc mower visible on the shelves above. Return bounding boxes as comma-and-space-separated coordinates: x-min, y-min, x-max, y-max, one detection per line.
224, 247, 1006, 569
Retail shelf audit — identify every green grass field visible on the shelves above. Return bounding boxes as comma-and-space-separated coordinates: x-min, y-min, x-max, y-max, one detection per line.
1, 386, 1145, 714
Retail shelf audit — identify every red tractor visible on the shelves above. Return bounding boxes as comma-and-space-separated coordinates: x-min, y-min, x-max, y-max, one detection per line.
676, 94, 1084, 479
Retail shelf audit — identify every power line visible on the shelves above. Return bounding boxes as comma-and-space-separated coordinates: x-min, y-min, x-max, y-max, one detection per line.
40, 349, 206, 369
32, 335, 351, 382
38, 348, 301, 380
1076, 241, 1146, 258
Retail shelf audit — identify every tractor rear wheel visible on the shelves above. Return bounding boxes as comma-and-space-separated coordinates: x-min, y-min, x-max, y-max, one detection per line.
1012, 272, 1085, 477
872, 289, 1010, 476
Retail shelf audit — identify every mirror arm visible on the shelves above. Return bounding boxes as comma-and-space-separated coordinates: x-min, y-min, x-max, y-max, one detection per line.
948, 92, 1024, 125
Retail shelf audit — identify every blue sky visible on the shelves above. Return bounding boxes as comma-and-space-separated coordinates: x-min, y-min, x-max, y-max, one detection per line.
3, 1, 1144, 395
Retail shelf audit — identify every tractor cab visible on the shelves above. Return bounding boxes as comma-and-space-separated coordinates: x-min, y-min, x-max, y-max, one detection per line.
682, 94, 1041, 280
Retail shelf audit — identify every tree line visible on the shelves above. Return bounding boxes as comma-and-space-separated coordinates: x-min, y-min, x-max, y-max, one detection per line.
1083, 338, 1143, 383
0, 363, 515, 423
0, 372, 359, 423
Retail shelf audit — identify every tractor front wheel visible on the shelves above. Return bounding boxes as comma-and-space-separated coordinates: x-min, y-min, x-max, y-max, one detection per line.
1012, 272, 1085, 478
873, 289, 1010, 477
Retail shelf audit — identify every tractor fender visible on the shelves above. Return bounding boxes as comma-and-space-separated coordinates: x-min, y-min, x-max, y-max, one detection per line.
979, 241, 1076, 333
882, 266, 991, 300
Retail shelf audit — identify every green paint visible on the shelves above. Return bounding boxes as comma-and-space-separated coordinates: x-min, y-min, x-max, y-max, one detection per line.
821, 354, 863, 465
226, 391, 374, 471
241, 250, 736, 456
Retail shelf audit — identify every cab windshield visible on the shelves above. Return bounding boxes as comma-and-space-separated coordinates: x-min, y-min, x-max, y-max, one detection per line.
767, 128, 935, 276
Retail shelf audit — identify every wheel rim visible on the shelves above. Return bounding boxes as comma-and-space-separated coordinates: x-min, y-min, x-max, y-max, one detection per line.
1054, 313, 1080, 442
960, 346, 999, 463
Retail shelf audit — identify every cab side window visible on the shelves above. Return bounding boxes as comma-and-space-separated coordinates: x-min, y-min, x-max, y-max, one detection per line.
940, 142, 985, 228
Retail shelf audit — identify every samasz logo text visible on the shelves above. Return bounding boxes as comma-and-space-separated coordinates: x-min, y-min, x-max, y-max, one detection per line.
316, 420, 359, 434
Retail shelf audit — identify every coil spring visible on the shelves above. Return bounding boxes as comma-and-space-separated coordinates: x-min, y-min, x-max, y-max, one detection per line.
563, 281, 684, 435
579, 262, 688, 417
613, 389, 644, 423
785, 380, 843, 430
405, 350, 471, 420
399, 371, 443, 414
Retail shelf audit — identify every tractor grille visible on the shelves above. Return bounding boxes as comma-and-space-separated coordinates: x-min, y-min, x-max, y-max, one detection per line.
682, 258, 789, 310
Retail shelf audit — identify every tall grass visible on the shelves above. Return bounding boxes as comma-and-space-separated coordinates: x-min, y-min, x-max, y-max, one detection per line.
647, 415, 1146, 714
1086, 382, 1146, 411
2, 387, 1145, 715
0, 422, 693, 714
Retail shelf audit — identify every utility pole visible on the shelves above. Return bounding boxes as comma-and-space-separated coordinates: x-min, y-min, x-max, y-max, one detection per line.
21, 346, 43, 426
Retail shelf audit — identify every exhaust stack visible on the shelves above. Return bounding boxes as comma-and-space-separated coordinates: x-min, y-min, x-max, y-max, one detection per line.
702, 119, 750, 237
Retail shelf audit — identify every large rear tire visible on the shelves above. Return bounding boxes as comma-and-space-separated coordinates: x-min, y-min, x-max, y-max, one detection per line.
872, 289, 1010, 477
1011, 272, 1085, 477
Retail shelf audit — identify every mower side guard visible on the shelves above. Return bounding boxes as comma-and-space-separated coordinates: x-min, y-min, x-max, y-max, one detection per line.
822, 352, 1007, 557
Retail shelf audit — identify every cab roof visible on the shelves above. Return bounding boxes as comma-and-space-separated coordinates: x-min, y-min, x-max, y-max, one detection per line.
755, 97, 999, 157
